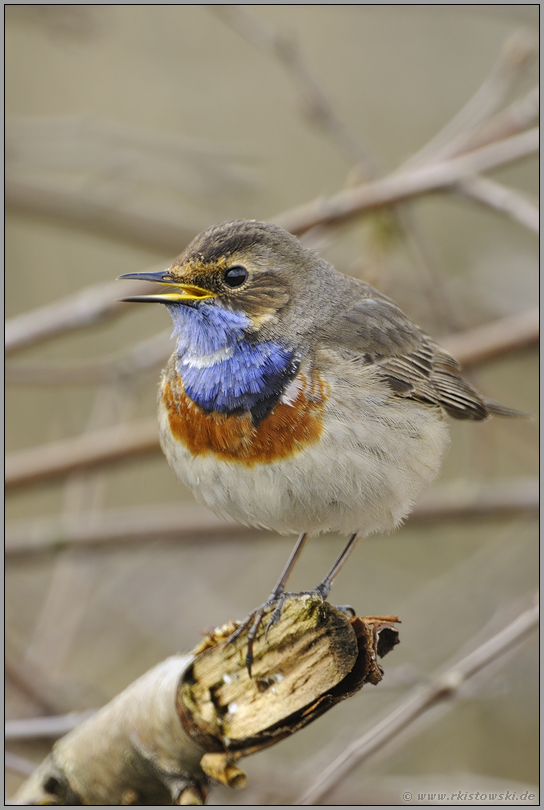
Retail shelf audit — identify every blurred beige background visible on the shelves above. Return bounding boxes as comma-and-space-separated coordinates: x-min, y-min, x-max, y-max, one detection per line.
5, 5, 539, 805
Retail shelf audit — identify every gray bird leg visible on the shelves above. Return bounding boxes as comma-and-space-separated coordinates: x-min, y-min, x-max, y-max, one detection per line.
314, 531, 360, 600
228, 532, 310, 673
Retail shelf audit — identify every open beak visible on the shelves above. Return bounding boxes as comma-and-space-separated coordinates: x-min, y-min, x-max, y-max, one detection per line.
117, 270, 215, 304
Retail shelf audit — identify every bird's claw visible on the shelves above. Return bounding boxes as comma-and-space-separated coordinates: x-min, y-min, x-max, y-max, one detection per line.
226, 588, 355, 676
264, 593, 288, 638
334, 604, 356, 617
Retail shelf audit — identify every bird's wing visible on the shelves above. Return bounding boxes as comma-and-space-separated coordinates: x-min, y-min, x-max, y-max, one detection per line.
332, 295, 511, 421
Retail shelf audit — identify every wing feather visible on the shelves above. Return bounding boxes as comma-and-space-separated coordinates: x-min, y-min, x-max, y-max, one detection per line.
333, 293, 503, 421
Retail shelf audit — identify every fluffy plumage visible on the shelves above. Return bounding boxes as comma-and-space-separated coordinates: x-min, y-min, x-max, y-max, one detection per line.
121, 219, 522, 538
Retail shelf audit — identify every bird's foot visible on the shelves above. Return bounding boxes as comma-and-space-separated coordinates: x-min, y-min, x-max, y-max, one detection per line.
226, 588, 292, 675
227, 585, 355, 675
312, 580, 356, 618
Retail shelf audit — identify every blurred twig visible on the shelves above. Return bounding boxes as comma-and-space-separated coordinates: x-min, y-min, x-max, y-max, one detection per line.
5, 712, 96, 742
447, 85, 539, 158
404, 30, 538, 167
296, 595, 540, 805
5, 478, 538, 557
5, 503, 250, 555
211, 5, 377, 170
6, 330, 173, 386
6, 114, 255, 253
5, 419, 159, 490
5, 175, 204, 255
275, 128, 539, 235
441, 306, 539, 366
5, 652, 65, 717
407, 85, 539, 170
454, 175, 539, 233
5, 753, 37, 777
4, 277, 164, 356
7, 115, 255, 193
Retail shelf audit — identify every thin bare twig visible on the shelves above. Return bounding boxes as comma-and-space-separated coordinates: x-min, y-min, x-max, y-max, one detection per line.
404, 30, 538, 167
410, 85, 539, 169
5, 277, 163, 356
440, 306, 539, 367
295, 596, 539, 805
5, 175, 204, 255
6, 330, 173, 386
7, 114, 255, 195
4, 653, 64, 717
5, 502, 251, 555
275, 128, 539, 235
5, 712, 96, 742
4, 478, 538, 557
5, 419, 159, 490
5, 752, 37, 777
211, 5, 376, 170
455, 175, 539, 233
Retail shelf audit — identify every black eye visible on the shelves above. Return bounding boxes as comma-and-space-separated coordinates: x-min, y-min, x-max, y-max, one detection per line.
222, 266, 248, 288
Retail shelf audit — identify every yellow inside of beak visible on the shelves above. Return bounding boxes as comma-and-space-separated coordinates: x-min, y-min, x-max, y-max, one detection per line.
118, 270, 217, 304
129, 280, 216, 304
153, 282, 215, 302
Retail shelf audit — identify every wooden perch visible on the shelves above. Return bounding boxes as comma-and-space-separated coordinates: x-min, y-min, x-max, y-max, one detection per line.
14, 596, 399, 806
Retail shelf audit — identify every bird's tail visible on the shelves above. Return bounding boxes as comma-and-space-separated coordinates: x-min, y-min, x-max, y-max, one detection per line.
484, 398, 531, 419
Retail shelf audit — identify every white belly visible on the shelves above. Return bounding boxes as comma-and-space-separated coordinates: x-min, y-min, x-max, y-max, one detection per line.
158, 378, 449, 537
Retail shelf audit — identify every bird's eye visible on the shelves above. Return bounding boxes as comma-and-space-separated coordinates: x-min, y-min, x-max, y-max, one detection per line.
222, 266, 248, 288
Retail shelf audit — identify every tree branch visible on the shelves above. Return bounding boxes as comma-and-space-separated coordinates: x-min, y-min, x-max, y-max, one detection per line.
440, 306, 539, 367
5, 419, 160, 490
5, 712, 97, 742
274, 128, 538, 235
5, 752, 37, 778
6, 330, 173, 386
412, 85, 539, 166
5, 175, 204, 256
5, 277, 164, 356
211, 5, 377, 171
403, 30, 538, 167
13, 600, 399, 805
454, 175, 539, 234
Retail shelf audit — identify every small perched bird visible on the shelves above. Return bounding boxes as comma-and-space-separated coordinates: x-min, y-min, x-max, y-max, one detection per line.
119, 220, 521, 654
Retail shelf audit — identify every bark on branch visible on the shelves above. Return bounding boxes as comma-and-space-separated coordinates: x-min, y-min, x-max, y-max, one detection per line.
13, 597, 399, 805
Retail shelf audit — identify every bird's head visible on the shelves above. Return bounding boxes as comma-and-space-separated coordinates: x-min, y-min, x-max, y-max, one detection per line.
118, 220, 335, 348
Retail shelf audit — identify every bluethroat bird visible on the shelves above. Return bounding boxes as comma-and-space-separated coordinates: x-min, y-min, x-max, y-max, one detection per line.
119, 220, 522, 665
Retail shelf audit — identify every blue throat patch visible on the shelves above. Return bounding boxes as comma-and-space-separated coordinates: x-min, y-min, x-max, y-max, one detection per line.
167, 302, 298, 423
